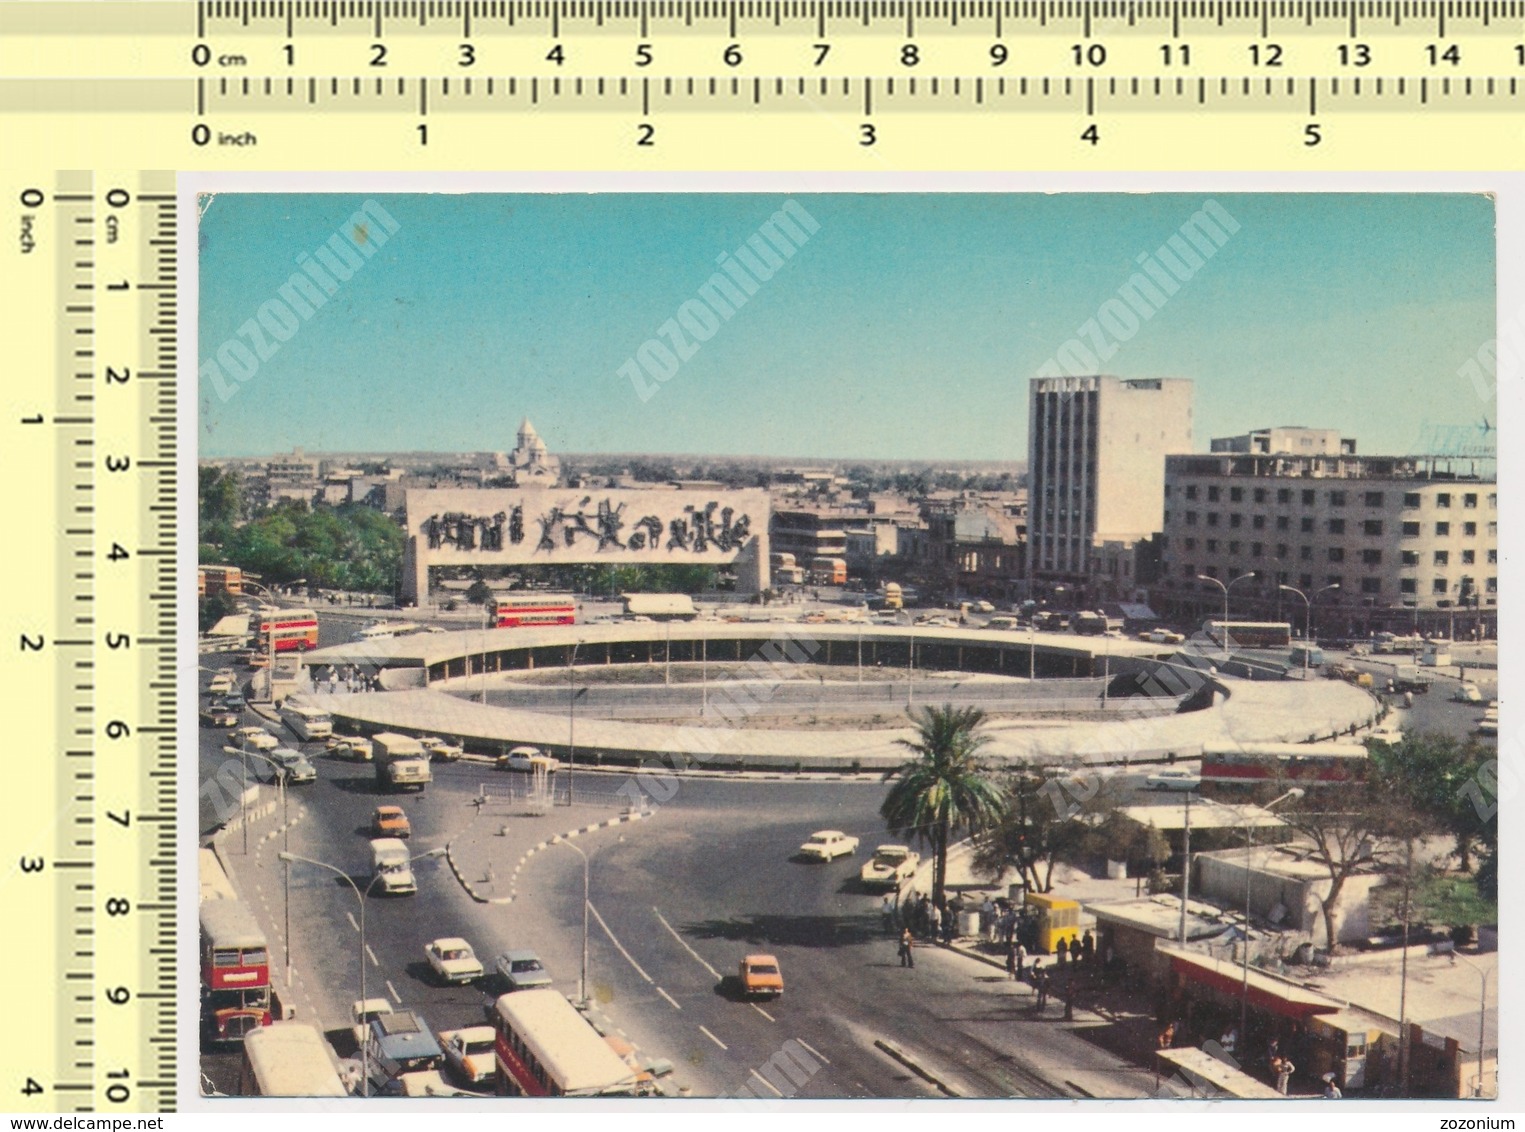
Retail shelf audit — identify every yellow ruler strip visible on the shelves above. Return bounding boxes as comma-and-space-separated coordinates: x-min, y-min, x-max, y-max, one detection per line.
3, 171, 179, 1113
0, 0, 1522, 166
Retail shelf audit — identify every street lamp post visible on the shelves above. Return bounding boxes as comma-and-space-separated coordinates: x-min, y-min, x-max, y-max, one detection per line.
1028, 622, 1036, 681
1451, 952, 1492, 1097
567, 642, 580, 807
1235, 787, 1303, 1048
1278, 584, 1340, 675
227, 747, 292, 979
1197, 572, 1257, 660
280, 847, 444, 1096
551, 836, 591, 1007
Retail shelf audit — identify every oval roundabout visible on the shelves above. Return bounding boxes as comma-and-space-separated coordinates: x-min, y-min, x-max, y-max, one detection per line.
296, 621, 1386, 775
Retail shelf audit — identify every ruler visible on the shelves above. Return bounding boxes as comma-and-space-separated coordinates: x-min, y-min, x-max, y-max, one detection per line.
3, 171, 179, 1113
0, 0, 1522, 167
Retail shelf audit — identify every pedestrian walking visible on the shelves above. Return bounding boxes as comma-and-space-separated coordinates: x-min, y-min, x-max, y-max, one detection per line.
1035, 970, 1049, 1012
1080, 929, 1095, 965
1056, 937, 1069, 967
882, 893, 897, 936
898, 928, 915, 969
1015, 942, 1027, 981
1004, 941, 1018, 980
981, 896, 997, 943
1275, 1057, 1295, 1095
928, 901, 942, 943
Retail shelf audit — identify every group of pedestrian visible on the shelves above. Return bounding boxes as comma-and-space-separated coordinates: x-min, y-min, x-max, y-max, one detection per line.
311, 664, 379, 694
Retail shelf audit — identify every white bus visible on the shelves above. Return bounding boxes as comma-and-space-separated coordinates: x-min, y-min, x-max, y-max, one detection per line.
280, 702, 333, 741
492, 989, 639, 1097
239, 1022, 348, 1097
354, 621, 420, 642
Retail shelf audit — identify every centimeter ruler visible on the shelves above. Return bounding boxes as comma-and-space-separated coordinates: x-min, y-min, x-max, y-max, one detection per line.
0, 0, 1522, 166
3, 172, 179, 1113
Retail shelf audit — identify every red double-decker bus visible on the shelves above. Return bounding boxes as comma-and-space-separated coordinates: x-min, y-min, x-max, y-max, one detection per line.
492, 594, 576, 629
201, 894, 273, 1042
256, 608, 319, 652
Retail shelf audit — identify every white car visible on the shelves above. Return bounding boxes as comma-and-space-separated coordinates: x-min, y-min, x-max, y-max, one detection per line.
860, 844, 920, 888
207, 674, 235, 695
798, 830, 860, 861
327, 734, 374, 762
425, 938, 483, 985
971, 600, 996, 614
234, 726, 279, 753
351, 998, 392, 1049
269, 747, 317, 784
439, 1025, 497, 1086
1453, 684, 1484, 704
1145, 769, 1202, 792
1148, 629, 1186, 644
499, 746, 561, 773
419, 736, 464, 762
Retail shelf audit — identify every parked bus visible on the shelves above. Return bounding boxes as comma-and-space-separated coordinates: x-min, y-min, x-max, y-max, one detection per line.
492, 988, 641, 1097
280, 701, 334, 742
200, 897, 273, 1042
492, 594, 577, 629
239, 1022, 348, 1097
256, 608, 319, 653
353, 621, 420, 643
1199, 741, 1369, 788
807, 557, 847, 586
1203, 620, 1292, 649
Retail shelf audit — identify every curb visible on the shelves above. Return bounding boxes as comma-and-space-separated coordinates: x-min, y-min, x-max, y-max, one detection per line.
873, 1038, 960, 1097
446, 807, 656, 906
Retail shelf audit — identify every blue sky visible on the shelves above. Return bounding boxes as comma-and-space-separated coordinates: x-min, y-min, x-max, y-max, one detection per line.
198, 192, 1495, 461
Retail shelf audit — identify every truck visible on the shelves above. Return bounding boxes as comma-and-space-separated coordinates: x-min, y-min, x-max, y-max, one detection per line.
373, 732, 432, 793
370, 838, 417, 896
366, 1008, 442, 1073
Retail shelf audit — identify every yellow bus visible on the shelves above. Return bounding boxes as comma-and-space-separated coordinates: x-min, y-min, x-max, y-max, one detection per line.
1025, 892, 1081, 954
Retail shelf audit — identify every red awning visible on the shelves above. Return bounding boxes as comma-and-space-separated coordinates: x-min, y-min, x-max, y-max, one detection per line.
1170, 952, 1341, 1020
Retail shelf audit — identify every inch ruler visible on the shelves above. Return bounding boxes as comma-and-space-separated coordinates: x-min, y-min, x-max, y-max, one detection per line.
0, 0, 1522, 166
4, 172, 179, 1113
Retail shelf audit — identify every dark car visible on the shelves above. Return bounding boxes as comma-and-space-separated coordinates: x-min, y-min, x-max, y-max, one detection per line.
215, 693, 248, 712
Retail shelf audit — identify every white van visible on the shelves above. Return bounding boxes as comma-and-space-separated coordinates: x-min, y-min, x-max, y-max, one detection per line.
370, 838, 416, 895
280, 702, 333, 741
985, 616, 1020, 631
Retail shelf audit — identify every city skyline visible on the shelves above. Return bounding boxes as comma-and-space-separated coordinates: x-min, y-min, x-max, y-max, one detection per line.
199, 192, 1496, 461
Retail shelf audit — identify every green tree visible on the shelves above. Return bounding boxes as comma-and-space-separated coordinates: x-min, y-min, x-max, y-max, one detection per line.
465, 580, 494, 605
197, 591, 238, 634
881, 705, 1007, 908
1369, 731, 1494, 872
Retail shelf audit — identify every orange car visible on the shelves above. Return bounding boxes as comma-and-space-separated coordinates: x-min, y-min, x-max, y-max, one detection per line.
739, 954, 783, 1000
371, 805, 411, 839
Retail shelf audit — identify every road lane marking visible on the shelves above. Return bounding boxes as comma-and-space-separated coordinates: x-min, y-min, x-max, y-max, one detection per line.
346, 911, 359, 933
656, 986, 683, 1011
698, 1026, 728, 1050
365, 944, 379, 967
385, 980, 401, 1003
749, 1068, 784, 1097
588, 900, 653, 984
795, 1038, 830, 1066
750, 1003, 776, 1022
652, 906, 722, 979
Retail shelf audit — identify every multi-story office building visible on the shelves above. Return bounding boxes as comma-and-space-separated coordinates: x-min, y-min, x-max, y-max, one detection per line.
1155, 433, 1497, 637
1027, 375, 1195, 603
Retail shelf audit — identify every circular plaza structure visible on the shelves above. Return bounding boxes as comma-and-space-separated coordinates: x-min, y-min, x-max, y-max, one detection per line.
299, 621, 1384, 774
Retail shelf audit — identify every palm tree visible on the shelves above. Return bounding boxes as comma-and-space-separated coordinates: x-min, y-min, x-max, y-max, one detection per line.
881, 704, 1007, 910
